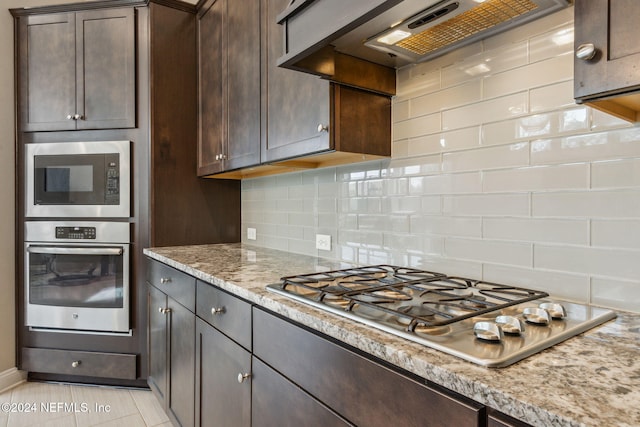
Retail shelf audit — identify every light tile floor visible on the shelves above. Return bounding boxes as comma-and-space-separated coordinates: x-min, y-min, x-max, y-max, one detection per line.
0, 382, 170, 427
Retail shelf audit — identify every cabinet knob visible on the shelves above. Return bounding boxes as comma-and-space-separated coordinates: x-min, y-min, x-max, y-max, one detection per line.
73, 114, 83, 120
317, 124, 329, 133
237, 372, 251, 384
71, 361, 81, 368
160, 277, 172, 284
158, 307, 171, 314
211, 307, 226, 315
66, 114, 74, 120
576, 43, 597, 61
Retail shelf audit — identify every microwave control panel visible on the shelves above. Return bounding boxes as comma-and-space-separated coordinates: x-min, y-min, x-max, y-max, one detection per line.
55, 226, 97, 240
105, 154, 120, 204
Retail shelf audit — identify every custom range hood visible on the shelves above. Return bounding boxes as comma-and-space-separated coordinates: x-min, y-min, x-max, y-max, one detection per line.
278, 0, 571, 91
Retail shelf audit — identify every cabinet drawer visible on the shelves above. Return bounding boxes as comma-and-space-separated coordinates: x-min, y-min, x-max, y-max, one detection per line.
253, 308, 483, 427
147, 259, 195, 311
196, 281, 252, 350
22, 347, 136, 380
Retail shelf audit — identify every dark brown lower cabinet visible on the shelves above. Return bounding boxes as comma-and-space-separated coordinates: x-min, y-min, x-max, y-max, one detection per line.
147, 283, 195, 427
195, 318, 251, 427
252, 357, 352, 427
252, 307, 484, 427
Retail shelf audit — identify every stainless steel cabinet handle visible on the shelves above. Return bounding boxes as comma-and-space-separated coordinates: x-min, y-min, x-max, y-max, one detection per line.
317, 124, 329, 133
237, 372, 251, 383
71, 361, 81, 368
160, 277, 172, 284
576, 43, 597, 61
158, 307, 171, 314
211, 307, 226, 315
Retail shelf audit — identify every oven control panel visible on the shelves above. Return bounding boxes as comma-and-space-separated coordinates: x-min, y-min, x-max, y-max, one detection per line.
55, 226, 96, 240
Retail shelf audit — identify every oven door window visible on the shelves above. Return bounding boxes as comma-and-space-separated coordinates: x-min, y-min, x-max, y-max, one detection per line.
27, 246, 124, 309
33, 153, 119, 206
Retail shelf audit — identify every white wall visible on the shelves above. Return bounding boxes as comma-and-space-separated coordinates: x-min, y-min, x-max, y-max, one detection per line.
242, 7, 640, 313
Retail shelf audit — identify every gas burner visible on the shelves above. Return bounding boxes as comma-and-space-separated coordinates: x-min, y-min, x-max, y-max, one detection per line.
267, 266, 617, 367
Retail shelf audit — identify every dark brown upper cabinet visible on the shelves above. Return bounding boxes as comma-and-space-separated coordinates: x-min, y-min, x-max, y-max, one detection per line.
17, 8, 136, 132
574, 0, 640, 122
197, 0, 261, 176
203, 0, 392, 180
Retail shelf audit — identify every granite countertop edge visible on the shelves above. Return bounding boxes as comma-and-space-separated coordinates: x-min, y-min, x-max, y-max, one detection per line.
143, 243, 640, 427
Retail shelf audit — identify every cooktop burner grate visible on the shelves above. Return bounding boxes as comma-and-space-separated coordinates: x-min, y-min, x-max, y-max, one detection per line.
279, 265, 549, 329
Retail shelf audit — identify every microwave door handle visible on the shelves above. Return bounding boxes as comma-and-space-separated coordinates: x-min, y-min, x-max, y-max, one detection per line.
26, 247, 124, 256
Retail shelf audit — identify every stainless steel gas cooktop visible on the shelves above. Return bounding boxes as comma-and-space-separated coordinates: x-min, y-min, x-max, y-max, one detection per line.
266, 265, 617, 367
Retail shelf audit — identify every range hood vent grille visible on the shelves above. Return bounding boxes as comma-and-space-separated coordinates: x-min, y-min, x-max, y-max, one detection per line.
396, 0, 538, 56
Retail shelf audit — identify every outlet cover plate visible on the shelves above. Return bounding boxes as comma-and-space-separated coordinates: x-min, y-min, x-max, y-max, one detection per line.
316, 234, 331, 251
247, 228, 257, 240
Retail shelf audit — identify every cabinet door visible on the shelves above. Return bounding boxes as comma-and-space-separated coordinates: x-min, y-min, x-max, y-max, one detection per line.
168, 299, 195, 427
75, 8, 136, 130
261, 0, 330, 163
197, 0, 225, 176
252, 357, 351, 427
148, 284, 168, 406
574, 0, 640, 100
195, 318, 250, 427
225, 0, 261, 170
18, 12, 76, 132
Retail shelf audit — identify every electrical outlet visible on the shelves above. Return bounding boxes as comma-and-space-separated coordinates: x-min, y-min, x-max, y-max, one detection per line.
247, 228, 257, 240
316, 234, 331, 251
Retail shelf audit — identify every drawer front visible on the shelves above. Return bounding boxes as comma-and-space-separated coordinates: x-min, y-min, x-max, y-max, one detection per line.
253, 308, 483, 427
196, 281, 252, 350
147, 259, 195, 311
22, 347, 136, 380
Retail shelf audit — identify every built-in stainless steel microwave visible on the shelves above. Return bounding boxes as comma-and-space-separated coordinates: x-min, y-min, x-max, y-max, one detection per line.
25, 141, 130, 218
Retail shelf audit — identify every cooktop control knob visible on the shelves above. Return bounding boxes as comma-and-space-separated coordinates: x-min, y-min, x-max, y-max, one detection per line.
540, 302, 566, 319
473, 321, 503, 342
495, 315, 525, 335
523, 307, 551, 325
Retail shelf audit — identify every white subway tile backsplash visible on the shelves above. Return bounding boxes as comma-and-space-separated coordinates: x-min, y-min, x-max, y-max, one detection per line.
591, 277, 640, 312
442, 92, 529, 130
529, 26, 574, 63
241, 7, 640, 312
411, 216, 482, 238
591, 220, 640, 249
443, 194, 529, 216
483, 164, 589, 192
407, 126, 481, 156
484, 55, 573, 100
441, 42, 528, 88
529, 81, 576, 112
483, 217, 588, 245
591, 159, 640, 189
445, 237, 532, 267
531, 127, 640, 165
394, 113, 441, 141
483, 264, 589, 303
411, 81, 482, 118
532, 190, 640, 218
442, 142, 529, 172
535, 245, 640, 281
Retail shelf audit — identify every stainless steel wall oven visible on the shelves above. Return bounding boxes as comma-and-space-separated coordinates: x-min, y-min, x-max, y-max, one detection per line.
25, 221, 130, 333
25, 140, 130, 218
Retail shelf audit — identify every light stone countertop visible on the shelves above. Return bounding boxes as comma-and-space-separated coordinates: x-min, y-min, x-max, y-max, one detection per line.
144, 243, 640, 427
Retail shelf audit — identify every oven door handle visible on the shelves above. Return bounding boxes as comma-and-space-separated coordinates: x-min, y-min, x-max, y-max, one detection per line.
26, 246, 124, 256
